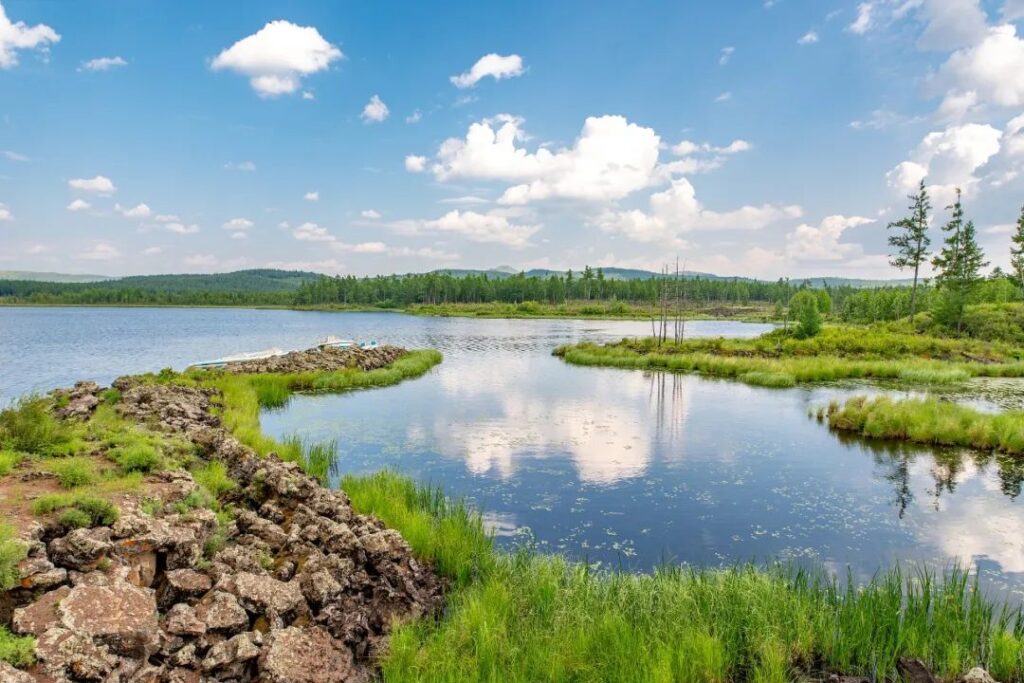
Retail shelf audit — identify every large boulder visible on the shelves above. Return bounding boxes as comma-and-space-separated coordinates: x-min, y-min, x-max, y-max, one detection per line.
48, 528, 112, 571
258, 626, 357, 683
194, 591, 249, 633
57, 582, 159, 658
11, 585, 70, 636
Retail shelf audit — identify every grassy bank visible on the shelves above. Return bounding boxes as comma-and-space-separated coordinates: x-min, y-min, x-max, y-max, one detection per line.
556, 325, 1024, 389
824, 396, 1024, 455
343, 470, 1024, 683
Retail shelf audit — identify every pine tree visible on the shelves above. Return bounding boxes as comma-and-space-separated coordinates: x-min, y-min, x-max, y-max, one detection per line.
887, 179, 931, 321
1011, 205, 1024, 293
931, 189, 988, 334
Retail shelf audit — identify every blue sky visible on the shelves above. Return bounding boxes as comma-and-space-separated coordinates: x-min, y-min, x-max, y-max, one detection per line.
1, 0, 1023, 278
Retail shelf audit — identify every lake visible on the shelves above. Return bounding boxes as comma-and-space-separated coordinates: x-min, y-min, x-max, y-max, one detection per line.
3, 306, 1023, 599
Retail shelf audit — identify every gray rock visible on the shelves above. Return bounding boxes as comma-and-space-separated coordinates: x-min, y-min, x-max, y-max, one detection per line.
164, 603, 206, 637
961, 668, 999, 683
57, 582, 159, 658
195, 591, 249, 633
0, 661, 35, 683
48, 527, 112, 570
259, 626, 357, 683
12, 585, 71, 636
231, 571, 305, 616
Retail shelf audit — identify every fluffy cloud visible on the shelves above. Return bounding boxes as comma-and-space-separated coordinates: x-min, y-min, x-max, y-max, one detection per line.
915, 0, 989, 50
404, 154, 427, 172
165, 222, 199, 234
719, 46, 734, 65
886, 123, 1003, 203
292, 222, 333, 241
385, 209, 540, 248
0, 2, 60, 69
431, 114, 668, 205
450, 53, 524, 88
785, 215, 876, 262
77, 243, 121, 261
798, 31, 820, 44
81, 56, 126, 71
211, 20, 342, 97
849, 3, 874, 34
0, 202, 11, 221
933, 24, 1024, 111
304, 191, 319, 201
361, 95, 389, 123
222, 217, 253, 231
360, 209, 381, 219
3, 150, 28, 162
116, 203, 151, 218
596, 178, 802, 246
69, 175, 116, 194
155, 214, 179, 223
1005, 0, 1024, 20
66, 199, 91, 212
405, 110, 422, 124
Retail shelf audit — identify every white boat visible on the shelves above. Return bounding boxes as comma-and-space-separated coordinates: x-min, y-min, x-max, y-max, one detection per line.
188, 347, 287, 369
359, 340, 379, 350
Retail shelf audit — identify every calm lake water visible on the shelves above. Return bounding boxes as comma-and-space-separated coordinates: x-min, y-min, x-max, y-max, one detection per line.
3, 307, 1024, 599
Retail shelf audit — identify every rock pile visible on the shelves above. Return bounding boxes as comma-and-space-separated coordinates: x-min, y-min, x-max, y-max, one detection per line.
5, 349, 444, 682
221, 345, 407, 375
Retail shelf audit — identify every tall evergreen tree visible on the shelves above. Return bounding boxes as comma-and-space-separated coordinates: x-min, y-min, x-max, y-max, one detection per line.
931, 189, 988, 333
1011, 205, 1024, 293
887, 179, 931, 321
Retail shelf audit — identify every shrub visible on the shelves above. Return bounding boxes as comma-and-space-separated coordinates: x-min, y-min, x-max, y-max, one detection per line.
109, 443, 161, 473
789, 290, 822, 339
0, 397, 68, 453
47, 457, 98, 489
32, 494, 119, 527
192, 461, 237, 498
58, 508, 93, 529
0, 450, 23, 477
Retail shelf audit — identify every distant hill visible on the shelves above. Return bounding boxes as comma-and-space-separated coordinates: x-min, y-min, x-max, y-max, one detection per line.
0, 271, 113, 283
0, 269, 319, 293
432, 267, 912, 288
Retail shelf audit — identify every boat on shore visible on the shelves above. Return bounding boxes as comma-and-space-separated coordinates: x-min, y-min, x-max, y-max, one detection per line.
189, 337, 381, 369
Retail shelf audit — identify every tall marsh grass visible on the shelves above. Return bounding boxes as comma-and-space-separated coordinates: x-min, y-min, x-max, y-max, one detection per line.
827, 396, 1024, 455
345, 470, 1024, 683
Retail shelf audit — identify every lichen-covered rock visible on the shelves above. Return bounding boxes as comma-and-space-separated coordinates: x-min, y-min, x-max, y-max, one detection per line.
158, 568, 212, 608
12, 585, 70, 636
163, 603, 205, 637
0, 661, 35, 683
960, 669, 999, 683
259, 626, 357, 683
35, 626, 119, 681
57, 582, 159, 658
230, 572, 306, 618
201, 631, 261, 675
194, 591, 249, 633
55, 381, 101, 419
48, 527, 112, 571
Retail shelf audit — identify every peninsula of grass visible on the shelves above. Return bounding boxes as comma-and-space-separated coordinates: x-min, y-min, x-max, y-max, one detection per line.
824, 395, 1024, 455
555, 324, 1024, 389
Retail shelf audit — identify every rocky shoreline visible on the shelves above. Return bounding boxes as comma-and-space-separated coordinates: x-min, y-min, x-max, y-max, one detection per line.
1, 346, 444, 682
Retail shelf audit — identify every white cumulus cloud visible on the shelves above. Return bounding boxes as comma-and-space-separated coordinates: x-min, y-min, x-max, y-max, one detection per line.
0, 2, 60, 69
116, 203, 151, 218
933, 24, 1024, 112
785, 215, 876, 262
595, 178, 802, 247
66, 199, 91, 212
304, 191, 319, 201
0, 202, 11, 221
165, 222, 200, 235
405, 155, 427, 172
450, 53, 525, 88
77, 243, 121, 261
798, 31, 820, 44
222, 217, 253, 231
361, 95, 389, 123
69, 175, 116, 194
292, 222, 334, 241
81, 56, 126, 71
211, 20, 342, 97
360, 209, 381, 219
887, 123, 1003, 204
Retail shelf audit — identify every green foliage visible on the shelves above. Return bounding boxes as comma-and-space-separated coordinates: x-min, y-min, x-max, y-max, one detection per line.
281, 437, 336, 485
1012, 205, 1024, 293
46, 457, 99, 488
345, 471, 1024, 683
789, 290, 822, 338
0, 397, 69, 454
827, 396, 1024, 455
0, 524, 28, 591
887, 180, 932, 319
108, 442, 161, 473
58, 508, 93, 529
192, 460, 237, 498
932, 190, 989, 333
100, 388, 121, 405
0, 626, 35, 668
32, 493, 119, 527
0, 449, 23, 476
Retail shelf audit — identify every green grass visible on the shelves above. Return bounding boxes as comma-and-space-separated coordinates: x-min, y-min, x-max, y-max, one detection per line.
281, 436, 337, 485
44, 457, 99, 488
0, 523, 27, 591
192, 460, 237, 497
31, 493, 120, 527
0, 626, 35, 668
0, 449, 23, 476
555, 324, 1024, 389
826, 396, 1024, 455
398, 301, 775, 322
344, 471, 1024, 683
0, 396, 70, 454
108, 442, 162, 473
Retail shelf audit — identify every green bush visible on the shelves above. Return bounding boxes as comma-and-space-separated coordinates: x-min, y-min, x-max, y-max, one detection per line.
0, 450, 23, 477
109, 443, 161, 473
47, 457, 98, 488
0, 397, 68, 453
58, 508, 93, 529
32, 494, 119, 527
789, 290, 822, 339
192, 460, 237, 498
